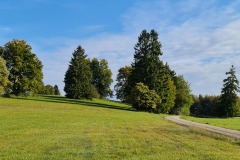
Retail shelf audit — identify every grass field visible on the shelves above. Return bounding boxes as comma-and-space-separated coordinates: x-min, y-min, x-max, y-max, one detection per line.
182, 116, 240, 131
0, 96, 240, 160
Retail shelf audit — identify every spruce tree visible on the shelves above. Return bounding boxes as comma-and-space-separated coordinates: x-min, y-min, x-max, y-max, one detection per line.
130, 30, 163, 89
129, 29, 176, 113
219, 65, 240, 117
64, 46, 92, 99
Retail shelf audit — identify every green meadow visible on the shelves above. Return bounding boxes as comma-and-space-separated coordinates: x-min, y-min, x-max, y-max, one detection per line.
183, 116, 240, 131
0, 96, 240, 160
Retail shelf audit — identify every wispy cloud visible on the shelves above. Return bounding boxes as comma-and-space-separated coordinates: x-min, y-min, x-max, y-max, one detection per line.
34, 0, 240, 96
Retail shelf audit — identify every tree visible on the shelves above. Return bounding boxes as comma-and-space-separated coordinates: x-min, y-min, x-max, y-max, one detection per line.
2, 39, 43, 95
129, 29, 163, 89
155, 74, 176, 113
0, 57, 11, 95
219, 65, 240, 117
53, 85, 61, 95
170, 75, 193, 115
90, 58, 113, 98
0, 46, 4, 57
190, 95, 219, 116
129, 29, 176, 113
43, 85, 55, 95
114, 66, 133, 102
64, 45, 92, 99
131, 83, 161, 112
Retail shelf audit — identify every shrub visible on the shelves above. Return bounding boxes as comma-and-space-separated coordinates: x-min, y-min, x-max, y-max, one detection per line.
131, 83, 161, 113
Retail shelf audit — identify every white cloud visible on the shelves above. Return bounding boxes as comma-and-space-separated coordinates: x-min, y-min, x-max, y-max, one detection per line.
35, 0, 240, 97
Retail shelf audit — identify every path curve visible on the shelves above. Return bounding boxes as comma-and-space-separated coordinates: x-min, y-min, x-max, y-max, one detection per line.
165, 116, 240, 139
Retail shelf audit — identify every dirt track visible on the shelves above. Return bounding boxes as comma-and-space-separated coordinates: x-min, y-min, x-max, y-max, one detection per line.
165, 116, 240, 139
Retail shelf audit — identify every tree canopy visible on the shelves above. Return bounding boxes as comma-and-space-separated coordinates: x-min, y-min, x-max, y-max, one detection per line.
90, 58, 113, 98
114, 66, 133, 103
54, 85, 61, 95
1, 39, 43, 95
170, 75, 193, 115
131, 83, 161, 112
0, 57, 11, 95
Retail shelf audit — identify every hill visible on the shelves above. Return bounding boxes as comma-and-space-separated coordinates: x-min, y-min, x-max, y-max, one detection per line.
0, 96, 240, 159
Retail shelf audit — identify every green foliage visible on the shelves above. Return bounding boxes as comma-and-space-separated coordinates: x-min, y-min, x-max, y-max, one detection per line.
0, 57, 11, 95
2, 39, 43, 95
53, 85, 61, 95
131, 83, 161, 112
90, 84, 100, 99
219, 65, 240, 117
128, 29, 176, 113
114, 66, 133, 103
64, 45, 93, 99
43, 85, 55, 95
130, 29, 163, 90
90, 58, 113, 98
156, 75, 176, 113
170, 75, 193, 115
190, 95, 220, 116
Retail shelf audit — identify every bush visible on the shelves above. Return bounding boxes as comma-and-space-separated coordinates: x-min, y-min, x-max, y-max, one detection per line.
131, 83, 161, 113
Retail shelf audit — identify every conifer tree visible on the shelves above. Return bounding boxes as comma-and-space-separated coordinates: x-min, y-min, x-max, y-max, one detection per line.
129, 29, 176, 113
64, 46, 92, 99
219, 65, 240, 117
130, 30, 163, 89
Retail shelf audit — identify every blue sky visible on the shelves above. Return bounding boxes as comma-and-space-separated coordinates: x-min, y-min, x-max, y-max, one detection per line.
1, 0, 240, 97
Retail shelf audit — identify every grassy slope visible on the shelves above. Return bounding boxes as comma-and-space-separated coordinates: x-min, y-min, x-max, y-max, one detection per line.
0, 96, 240, 160
182, 116, 240, 131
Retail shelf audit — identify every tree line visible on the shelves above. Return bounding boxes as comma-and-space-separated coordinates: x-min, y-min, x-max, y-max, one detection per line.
63, 45, 113, 99
0, 29, 239, 117
191, 65, 240, 117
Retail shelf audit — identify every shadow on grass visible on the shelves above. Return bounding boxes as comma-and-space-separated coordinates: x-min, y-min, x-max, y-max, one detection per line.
13, 95, 135, 112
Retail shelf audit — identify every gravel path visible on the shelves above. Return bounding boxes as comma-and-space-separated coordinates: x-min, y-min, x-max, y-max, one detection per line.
165, 116, 240, 139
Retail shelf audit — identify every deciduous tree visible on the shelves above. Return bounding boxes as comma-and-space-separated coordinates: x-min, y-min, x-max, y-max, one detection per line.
131, 83, 161, 112
0, 57, 11, 95
114, 66, 133, 102
170, 75, 193, 115
2, 39, 43, 95
90, 58, 113, 98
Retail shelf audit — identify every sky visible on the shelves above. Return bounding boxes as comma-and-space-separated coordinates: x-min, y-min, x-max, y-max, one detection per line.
1, 0, 240, 97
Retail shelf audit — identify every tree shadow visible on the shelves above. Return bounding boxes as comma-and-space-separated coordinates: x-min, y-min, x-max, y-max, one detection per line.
13, 95, 135, 112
